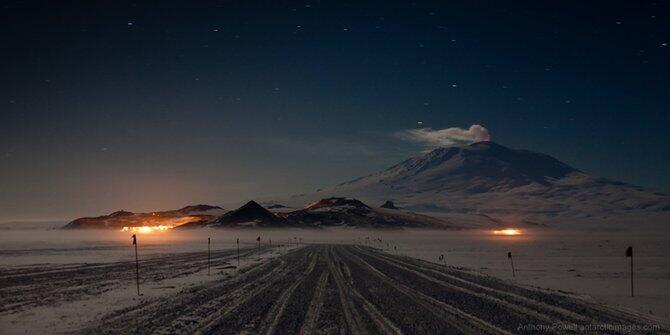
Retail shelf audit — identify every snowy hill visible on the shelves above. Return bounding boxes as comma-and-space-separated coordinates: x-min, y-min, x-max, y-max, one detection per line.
310, 141, 670, 227
205, 201, 286, 228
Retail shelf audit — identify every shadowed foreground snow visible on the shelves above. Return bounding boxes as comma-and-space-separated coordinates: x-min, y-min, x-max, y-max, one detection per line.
1, 237, 668, 334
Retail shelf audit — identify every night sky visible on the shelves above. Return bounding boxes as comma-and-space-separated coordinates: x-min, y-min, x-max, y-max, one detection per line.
2, 1, 669, 221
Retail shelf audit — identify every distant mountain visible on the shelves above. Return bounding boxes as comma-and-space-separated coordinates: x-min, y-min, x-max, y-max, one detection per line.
176, 205, 223, 214
306, 197, 370, 211
180, 198, 454, 229
205, 201, 286, 228
266, 204, 291, 210
283, 197, 454, 229
62, 205, 225, 229
380, 201, 399, 210
316, 141, 670, 226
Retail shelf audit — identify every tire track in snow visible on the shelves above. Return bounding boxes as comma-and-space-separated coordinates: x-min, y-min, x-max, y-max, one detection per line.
354, 246, 656, 334
62, 244, 668, 335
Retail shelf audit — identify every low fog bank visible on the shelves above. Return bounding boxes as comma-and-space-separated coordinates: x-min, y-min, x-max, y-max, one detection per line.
0, 221, 65, 230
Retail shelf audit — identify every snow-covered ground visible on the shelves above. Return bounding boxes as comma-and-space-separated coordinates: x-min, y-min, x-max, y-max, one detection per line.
1, 223, 668, 333
368, 228, 670, 321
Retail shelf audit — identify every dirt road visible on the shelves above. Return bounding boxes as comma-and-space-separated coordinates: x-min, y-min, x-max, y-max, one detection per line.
66, 244, 664, 335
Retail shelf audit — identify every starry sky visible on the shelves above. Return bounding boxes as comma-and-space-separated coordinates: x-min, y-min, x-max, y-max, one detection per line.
2, 1, 669, 221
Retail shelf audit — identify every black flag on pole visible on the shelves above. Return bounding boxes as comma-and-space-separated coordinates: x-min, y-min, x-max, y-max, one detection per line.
508, 251, 512, 258
131, 234, 140, 295
256, 236, 261, 242
626, 246, 634, 297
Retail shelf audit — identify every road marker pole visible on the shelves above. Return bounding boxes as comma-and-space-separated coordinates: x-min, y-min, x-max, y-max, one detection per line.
626, 246, 634, 297
207, 237, 211, 276
236, 238, 240, 268
508, 252, 516, 278
132, 234, 140, 296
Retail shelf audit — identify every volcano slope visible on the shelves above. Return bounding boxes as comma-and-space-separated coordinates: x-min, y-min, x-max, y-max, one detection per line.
80, 245, 665, 335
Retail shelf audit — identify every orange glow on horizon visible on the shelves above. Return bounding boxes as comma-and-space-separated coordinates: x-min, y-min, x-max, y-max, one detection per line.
121, 225, 174, 234
492, 228, 522, 236
119, 215, 201, 233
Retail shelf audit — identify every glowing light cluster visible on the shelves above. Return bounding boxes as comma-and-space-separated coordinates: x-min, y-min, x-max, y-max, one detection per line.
121, 225, 174, 234
492, 228, 522, 236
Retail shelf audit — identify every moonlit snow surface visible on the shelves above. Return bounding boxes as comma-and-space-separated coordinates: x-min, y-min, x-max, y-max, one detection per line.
1, 224, 669, 326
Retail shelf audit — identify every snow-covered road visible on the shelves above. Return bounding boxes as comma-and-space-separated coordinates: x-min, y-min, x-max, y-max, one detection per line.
46, 244, 667, 334
1, 244, 667, 334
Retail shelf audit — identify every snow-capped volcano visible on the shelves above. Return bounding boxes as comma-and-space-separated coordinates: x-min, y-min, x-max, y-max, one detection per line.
322, 141, 670, 226
338, 141, 581, 193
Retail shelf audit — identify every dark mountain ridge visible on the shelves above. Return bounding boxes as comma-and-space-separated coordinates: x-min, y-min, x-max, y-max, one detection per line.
63, 204, 224, 229
184, 198, 455, 229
